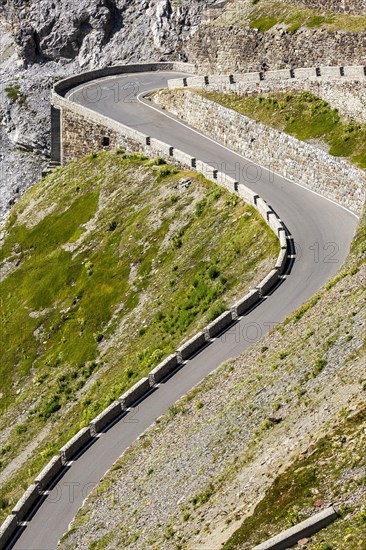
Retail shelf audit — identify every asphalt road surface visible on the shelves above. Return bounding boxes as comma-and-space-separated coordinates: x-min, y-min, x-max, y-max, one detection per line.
11, 71, 358, 550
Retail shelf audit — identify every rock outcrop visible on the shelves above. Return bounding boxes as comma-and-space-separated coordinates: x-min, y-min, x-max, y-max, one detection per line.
0, 0, 219, 67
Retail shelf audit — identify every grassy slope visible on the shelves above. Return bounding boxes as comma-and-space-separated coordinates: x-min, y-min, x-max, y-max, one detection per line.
60, 207, 365, 549
215, 0, 366, 33
199, 89, 366, 169
0, 150, 278, 520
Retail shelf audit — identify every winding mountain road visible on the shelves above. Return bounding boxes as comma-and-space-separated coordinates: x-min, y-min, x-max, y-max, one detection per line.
11, 70, 358, 550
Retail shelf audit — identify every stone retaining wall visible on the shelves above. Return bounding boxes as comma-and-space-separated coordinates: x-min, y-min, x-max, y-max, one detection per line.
186, 27, 366, 74
280, 0, 366, 15
169, 66, 366, 122
227, 78, 366, 123
62, 110, 121, 164
192, 79, 366, 124
153, 89, 365, 214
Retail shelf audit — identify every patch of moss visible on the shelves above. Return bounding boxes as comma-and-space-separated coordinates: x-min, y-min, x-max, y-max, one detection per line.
5, 84, 27, 105
250, 15, 278, 31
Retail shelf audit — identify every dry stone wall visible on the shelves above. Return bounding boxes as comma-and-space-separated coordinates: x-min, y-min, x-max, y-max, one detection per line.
238, 78, 366, 123
187, 77, 366, 123
153, 89, 365, 213
62, 110, 120, 164
186, 26, 366, 73
280, 0, 366, 15
61, 109, 146, 164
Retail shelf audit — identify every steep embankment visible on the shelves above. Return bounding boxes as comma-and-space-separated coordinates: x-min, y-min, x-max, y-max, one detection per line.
0, 150, 278, 522
60, 203, 365, 549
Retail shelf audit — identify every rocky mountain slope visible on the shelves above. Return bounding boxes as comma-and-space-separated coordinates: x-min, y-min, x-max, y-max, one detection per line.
0, 0, 222, 67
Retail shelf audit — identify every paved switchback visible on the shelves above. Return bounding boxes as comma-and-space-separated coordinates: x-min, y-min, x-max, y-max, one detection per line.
11, 71, 357, 550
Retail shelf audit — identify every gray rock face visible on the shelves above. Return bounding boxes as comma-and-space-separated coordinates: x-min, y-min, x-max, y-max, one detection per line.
0, 40, 76, 218
1, 0, 115, 64
0, 0, 219, 67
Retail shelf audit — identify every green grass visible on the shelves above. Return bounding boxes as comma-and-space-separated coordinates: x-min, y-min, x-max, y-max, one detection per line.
0, 150, 278, 519
247, 1, 366, 33
199, 89, 366, 169
250, 15, 278, 32
223, 406, 366, 549
4, 84, 27, 105
213, 0, 366, 32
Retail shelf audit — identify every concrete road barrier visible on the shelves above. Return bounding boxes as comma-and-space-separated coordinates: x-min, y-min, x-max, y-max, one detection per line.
60, 427, 92, 464
89, 401, 122, 434
35, 456, 63, 491
293, 67, 317, 79
150, 138, 174, 157
253, 506, 338, 550
216, 172, 238, 192
231, 288, 261, 318
196, 160, 217, 179
12, 484, 40, 521
234, 72, 261, 83
255, 197, 272, 220
186, 76, 206, 87
275, 248, 288, 275
119, 377, 151, 409
320, 66, 342, 78
168, 77, 186, 88
54, 62, 196, 98
257, 269, 280, 297
0, 514, 18, 550
149, 354, 179, 385
267, 212, 284, 235
279, 230, 288, 249
177, 332, 207, 362
343, 65, 365, 78
207, 75, 231, 87
265, 69, 292, 80
237, 183, 259, 206
173, 148, 196, 168
204, 311, 234, 339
